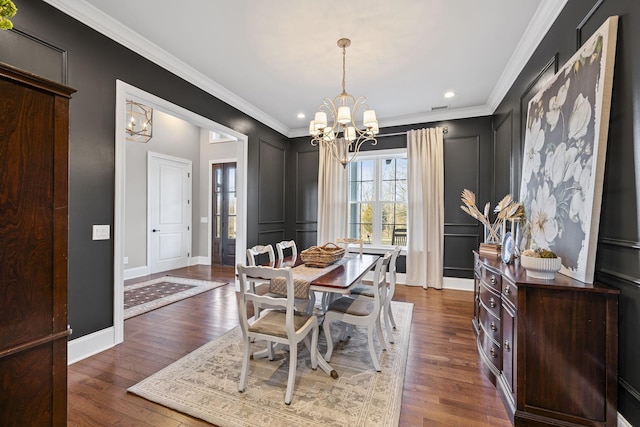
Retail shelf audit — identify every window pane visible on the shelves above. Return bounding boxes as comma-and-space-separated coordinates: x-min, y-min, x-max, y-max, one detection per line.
227, 167, 236, 192
228, 215, 236, 239
349, 159, 374, 202
382, 202, 407, 233
228, 192, 236, 215
348, 202, 372, 242
214, 215, 221, 238
381, 157, 407, 202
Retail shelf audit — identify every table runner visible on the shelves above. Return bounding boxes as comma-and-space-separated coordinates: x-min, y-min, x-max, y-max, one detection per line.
269, 255, 354, 298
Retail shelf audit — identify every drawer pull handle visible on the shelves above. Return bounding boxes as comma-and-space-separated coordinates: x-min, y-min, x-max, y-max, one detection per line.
490, 348, 497, 358
504, 341, 511, 351
504, 286, 510, 296
490, 276, 496, 285
490, 322, 497, 332
489, 297, 496, 308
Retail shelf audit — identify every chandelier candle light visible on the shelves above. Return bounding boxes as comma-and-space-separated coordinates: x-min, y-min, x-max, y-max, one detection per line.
309, 38, 379, 167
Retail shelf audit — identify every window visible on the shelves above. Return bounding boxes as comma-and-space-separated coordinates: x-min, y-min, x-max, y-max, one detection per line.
347, 149, 407, 246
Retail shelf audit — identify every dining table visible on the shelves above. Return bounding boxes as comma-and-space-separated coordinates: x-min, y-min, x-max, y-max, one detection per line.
275, 252, 380, 294
251, 252, 381, 377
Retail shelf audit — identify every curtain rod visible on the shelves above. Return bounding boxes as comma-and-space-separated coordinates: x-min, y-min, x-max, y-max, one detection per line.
375, 126, 448, 138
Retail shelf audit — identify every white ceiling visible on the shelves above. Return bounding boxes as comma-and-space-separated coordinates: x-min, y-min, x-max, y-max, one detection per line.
45, 0, 567, 137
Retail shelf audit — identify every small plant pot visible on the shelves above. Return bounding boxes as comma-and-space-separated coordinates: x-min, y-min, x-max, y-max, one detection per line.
520, 255, 561, 280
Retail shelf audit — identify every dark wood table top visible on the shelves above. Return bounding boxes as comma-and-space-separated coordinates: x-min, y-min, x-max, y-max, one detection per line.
276, 253, 379, 293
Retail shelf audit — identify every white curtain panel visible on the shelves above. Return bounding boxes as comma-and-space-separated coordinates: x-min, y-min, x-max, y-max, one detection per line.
407, 128, 445, 289
317, 144, 348, 245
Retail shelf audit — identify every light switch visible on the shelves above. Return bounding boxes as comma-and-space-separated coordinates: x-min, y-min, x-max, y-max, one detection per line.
200, 217, 208, 223
92, 224, 110, 240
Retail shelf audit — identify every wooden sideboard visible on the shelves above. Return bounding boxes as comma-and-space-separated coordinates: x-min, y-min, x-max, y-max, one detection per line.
473, 252, 619, 426
0, 63, 75, 425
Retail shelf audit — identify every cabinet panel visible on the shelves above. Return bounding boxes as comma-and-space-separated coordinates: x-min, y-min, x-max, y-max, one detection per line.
0, 63, 74, 426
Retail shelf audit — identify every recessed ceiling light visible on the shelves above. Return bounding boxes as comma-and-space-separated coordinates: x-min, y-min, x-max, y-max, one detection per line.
444, 91, 455, 98
297, 113, 306, 119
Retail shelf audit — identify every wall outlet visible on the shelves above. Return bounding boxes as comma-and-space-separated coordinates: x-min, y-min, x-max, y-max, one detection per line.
123, 256, 129, 265
92, 225, 110, 240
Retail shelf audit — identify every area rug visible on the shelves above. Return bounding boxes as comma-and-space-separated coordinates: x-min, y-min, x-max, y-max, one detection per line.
124, 277, 227, 319
128, 301, 413, 426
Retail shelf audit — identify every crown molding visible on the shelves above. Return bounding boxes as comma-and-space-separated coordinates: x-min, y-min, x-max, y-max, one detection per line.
42, 0, 289, 136
43, 0, 566, 139
486, 0, 568, 112
289, 104, 493, 138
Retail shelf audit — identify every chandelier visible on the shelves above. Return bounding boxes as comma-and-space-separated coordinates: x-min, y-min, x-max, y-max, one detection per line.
309, 38, 379, 167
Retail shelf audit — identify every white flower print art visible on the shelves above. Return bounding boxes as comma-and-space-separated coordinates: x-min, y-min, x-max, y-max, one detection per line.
518, 16, 618, 284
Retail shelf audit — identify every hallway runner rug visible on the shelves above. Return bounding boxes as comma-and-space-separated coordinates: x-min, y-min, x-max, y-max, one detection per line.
124, 277, 227, 319
128, 301, 413, 427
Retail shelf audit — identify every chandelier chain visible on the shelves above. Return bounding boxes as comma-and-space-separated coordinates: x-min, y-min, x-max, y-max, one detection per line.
342, 44, 347, 95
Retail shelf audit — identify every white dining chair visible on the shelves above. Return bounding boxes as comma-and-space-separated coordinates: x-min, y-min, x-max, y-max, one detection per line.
322, 251, 391, 372
236, 265, 324, 405
276, 240, 298, 260
247, 243, 312, 320
349, 246, 401, 343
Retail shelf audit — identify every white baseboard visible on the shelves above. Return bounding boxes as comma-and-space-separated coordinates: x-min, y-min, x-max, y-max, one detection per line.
190, 256, 210, 266
124, 265, 149, 280
443, 277, 474, 291
68, 327, 116, 365
618, 413, 633, 427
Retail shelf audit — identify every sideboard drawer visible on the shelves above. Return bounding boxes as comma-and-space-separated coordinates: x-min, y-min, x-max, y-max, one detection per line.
479, 305, 501, 343
479, 326, 501, 370
480, 265, 502, 292
479, 283, 501, 318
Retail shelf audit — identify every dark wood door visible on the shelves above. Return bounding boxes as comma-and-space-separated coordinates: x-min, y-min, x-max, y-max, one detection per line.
212, 163, 237, 266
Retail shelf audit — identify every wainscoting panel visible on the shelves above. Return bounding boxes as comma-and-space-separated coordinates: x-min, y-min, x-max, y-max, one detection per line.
443, 135, 480, 225
295, 149, 318, 223
493, 110, 513, 198
257, 229, 284, 246
444, 234, 480, 279
0, 29, 67, 84
258, 139, 285, 224
295, 229, 317, 251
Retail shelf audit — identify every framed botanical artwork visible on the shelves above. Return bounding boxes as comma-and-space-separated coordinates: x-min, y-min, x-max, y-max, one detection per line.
518, 16, 618, 284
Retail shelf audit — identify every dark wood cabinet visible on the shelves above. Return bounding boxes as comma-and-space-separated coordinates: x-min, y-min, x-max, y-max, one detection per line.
473, 252, 619, 426
0, 63, 75, 425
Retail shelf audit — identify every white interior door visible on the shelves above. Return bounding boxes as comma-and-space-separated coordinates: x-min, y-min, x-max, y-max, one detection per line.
148, 152, 192, 274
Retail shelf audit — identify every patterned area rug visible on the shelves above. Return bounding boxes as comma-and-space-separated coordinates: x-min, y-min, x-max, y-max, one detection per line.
124, 277, 227, 319
128, 301, 413, 427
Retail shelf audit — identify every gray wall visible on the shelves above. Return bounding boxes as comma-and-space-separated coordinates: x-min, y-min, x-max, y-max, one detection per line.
125, 110, 200, 269
1, 0, 288, 339
493, 1, 640, 424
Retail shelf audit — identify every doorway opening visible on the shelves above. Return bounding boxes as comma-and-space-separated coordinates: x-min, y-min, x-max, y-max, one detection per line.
114, 80, 248, 346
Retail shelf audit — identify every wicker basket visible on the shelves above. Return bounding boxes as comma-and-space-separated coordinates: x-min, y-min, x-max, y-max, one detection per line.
300, 243, 345, 268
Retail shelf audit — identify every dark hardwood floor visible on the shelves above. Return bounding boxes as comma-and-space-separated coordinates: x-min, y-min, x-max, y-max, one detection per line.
67, 265, 511, 426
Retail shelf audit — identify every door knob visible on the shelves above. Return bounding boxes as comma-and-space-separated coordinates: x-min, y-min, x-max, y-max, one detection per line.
152, 229, 160, 232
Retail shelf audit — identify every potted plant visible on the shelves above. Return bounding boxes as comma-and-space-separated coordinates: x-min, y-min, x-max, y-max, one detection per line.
0, 0, 17, 30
